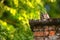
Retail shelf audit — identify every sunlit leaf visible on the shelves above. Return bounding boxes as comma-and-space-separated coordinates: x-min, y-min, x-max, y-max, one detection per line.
27, 1, 34, 8
13, 0, 18, 7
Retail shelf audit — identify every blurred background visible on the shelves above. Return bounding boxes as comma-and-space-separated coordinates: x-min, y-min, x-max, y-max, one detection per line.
0, 0, 60, 40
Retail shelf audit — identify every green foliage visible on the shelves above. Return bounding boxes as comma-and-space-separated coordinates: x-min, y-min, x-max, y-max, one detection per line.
0, 0, 46, 40
43, 0, 60, 18
1, 0, 60, 40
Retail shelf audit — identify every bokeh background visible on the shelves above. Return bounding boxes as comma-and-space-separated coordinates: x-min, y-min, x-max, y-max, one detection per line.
0, 0, 60, 40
